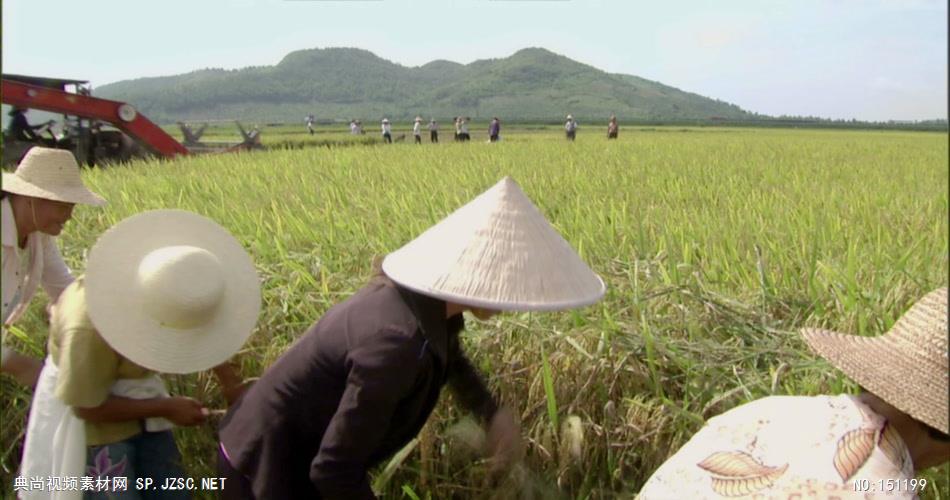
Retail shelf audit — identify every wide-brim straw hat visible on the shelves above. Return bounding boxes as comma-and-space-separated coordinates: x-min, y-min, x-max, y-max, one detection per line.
801, 287, 948, 433
382, 177, 605, 311
85, 210, 261, 374
2, 147, 105, 206
382, 118, 390, 123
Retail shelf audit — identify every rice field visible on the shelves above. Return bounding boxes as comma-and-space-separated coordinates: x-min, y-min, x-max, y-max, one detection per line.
2, 126, 947, 499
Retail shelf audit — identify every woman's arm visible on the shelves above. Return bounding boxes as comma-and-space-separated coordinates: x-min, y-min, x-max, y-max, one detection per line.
75, 395, 208, 426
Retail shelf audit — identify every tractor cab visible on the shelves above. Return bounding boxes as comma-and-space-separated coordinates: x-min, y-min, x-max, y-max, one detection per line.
2, 74, 144, 167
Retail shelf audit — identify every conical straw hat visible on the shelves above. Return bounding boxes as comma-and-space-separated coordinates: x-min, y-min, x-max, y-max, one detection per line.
801, 287, 948, 433
382, 177, 605, 311
1, 147, 105, 206
85, 210, 261, 374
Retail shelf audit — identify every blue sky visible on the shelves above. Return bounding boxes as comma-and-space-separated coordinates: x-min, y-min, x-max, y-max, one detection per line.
3, 0, 946, 121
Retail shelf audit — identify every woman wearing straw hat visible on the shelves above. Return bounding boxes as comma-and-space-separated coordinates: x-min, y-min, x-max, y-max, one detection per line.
2, 147, 105, 389
217, 176, 606, 499
565, 115, 577, 141
638, 288, 949, 499
19, 209, 261, 500
381, 118, 392, 144
412, 116, 423, 144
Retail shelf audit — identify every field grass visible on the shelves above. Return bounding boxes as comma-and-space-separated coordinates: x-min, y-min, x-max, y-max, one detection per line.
2, 127, 948, 499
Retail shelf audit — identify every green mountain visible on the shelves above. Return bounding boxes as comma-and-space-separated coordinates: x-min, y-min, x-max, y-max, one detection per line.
95, 47, 751, 123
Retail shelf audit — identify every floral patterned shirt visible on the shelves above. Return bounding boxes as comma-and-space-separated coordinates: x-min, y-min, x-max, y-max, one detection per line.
638, 395, 918, 499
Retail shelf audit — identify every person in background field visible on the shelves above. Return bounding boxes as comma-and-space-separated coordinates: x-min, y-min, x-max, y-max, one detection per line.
381, 118, 392, 144
217, 176, 606, 499
2, 147, 105, 390
607, 115, 618, 139
306, 114, 315, 135
488, 117, 501, 142
413, 117, 423, 144
7, 108, 55, 145
18, 209, 261, 500
565, 114, 578, 141
349, 119, 358, 135
355, 120, 364, 135
638, 287, 949, 499
453, 116, 461, 141
458, 117, 471, 142
428, 118, 439, 143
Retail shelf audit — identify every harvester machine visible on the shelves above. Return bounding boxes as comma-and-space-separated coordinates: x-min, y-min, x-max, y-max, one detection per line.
2, 74, 263, 167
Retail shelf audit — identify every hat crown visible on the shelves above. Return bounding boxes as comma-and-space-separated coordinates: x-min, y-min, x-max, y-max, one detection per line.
138, 245, 225, 329
2, 147, 106, 206
382, 176, 605, 311
891, 287, 948, 362
15, 148, 84, 190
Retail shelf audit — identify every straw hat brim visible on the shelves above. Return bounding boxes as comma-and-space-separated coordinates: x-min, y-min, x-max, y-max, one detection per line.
2, 172, 106, 206
801, 327, 948, 434
85, 210, 261, 374
386, 264, 606, 312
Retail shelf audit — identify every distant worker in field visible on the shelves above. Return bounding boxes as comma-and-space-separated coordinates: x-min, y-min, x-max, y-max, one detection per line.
458, 117, 471, 142
607, 115, 618, 139
453, 116, 461, 141
349, 119, 358, 135
488, 117, 501, 142
7, 108, 55, 145
381, 118, 392, 144
19, 209, 260, 498
413, 116, 423, 144
639, 287, 950, 499
565, 114, 578, 141
306, 114, 315, 135
355, 120, 364, 135
428, 118, 439, 143
216, 176, 606, 499
2, 148, 105, 391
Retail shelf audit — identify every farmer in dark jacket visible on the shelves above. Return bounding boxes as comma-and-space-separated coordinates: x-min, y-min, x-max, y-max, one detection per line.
489, 117, 501, 142
217, 176, 606, 499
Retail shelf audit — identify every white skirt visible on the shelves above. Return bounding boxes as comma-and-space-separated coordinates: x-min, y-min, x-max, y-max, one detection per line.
19, 356, 85, 500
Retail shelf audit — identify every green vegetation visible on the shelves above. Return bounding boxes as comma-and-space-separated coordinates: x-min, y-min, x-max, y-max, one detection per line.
2, 127, 947, 498
96, 48, 751, 123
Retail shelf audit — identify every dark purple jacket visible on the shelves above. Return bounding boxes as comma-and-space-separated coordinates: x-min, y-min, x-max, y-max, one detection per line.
218, 278, 497, 499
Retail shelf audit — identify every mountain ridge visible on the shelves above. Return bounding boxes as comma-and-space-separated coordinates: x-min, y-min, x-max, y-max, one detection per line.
96, 47, 751, 123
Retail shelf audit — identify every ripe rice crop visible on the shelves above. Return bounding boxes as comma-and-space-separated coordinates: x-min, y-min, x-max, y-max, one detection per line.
2, 127, 946, 498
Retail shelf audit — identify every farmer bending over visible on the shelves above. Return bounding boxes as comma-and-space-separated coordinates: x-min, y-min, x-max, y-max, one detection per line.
2, 147, 105, 390
19, 210, 261, 500
217, 176, 606, 499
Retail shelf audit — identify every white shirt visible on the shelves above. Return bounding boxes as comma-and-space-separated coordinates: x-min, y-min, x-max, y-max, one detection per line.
382, 123, 391, 134
2, 198, 74, 325
1, 198, 74, 366
413, 122, 422, 135
638, 395, 915, 499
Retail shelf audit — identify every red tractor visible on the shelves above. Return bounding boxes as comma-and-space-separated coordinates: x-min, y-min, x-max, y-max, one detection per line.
2, 74, 262, 167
